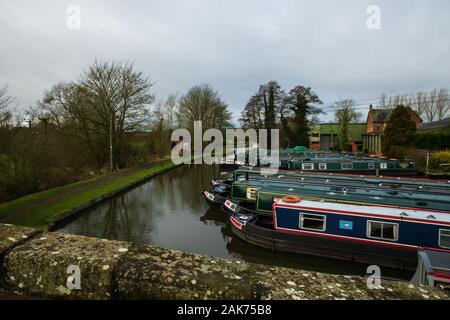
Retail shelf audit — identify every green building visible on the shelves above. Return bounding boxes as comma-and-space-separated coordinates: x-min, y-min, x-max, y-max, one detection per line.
309, 123, 367, 152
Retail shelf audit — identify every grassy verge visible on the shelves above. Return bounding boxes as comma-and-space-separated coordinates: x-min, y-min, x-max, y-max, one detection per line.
0, 178, 101, 218
0, 159, 178, 230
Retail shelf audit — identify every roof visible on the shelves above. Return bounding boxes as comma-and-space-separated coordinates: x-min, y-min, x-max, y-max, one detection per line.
275, 199, 450, 224
419, 118, 450, 131
370, 109, 392, 122
368, 106, 422, 124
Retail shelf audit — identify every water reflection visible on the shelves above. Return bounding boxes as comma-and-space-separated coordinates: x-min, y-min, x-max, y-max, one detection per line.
59, 164, 412, 281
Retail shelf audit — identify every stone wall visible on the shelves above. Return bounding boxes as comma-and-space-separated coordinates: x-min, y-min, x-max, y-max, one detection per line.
0, 223, 448, 300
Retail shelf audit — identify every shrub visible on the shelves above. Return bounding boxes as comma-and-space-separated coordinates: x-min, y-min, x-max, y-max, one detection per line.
430, 150, 450, 172
415, 130, 450, 150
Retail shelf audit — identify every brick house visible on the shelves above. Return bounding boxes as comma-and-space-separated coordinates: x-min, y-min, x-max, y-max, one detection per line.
363, 105, 422, 155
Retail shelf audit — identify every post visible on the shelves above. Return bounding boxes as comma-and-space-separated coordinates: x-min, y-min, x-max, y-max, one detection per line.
109, 104, 114, 172
426, 152, 430, 176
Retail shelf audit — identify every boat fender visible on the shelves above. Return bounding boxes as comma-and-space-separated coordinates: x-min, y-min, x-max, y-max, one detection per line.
282, 195, 301, 203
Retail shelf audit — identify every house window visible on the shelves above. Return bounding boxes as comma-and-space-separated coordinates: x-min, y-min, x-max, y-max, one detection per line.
368, 163, 375, 170
341, 162, 353, 170
302, 163, 314, 170
439, 229, 450, 249
300, 213, 326, 232
319, 163, 327, 170
367, 221, 399, 241
380, 163, 388, 169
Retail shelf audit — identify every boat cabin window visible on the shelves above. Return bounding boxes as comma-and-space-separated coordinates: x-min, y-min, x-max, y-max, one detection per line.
299, 213, 326, 232
246, 188, 257, 200
302, 163, 314, 170
380, 162, 388, 169
341, 162, 353, 170
368, 163, 375, 170
367, 221, 398, 241
439, 229, 450, 249
319, 163, 327, 170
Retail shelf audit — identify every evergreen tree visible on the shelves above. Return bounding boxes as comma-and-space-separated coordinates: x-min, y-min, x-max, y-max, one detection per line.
381, 105, 417, 158
283, 86, 322, 147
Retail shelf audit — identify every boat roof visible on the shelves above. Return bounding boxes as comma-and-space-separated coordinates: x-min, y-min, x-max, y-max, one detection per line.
236, 167, 450, 188
232, 180, 450, 212
233, 179, 450, 203
233, 172, 450, 195
275, 198, 450, 225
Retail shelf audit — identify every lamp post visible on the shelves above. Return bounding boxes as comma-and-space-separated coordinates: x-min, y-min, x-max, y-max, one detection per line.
109, 104, 114, 172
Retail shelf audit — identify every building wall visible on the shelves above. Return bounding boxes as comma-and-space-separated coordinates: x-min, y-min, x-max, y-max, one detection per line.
309, 123, 366, 150
363, 134, 382, 155
365, 107, 422, 155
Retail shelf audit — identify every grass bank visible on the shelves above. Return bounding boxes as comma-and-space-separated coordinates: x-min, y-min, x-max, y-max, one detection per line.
0, 159, 178, 230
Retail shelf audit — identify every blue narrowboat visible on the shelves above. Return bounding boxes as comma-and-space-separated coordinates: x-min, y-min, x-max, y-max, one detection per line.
227, 197, 450, 271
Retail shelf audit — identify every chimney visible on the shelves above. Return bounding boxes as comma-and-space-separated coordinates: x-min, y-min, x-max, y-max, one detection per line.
369, 104, 373, 111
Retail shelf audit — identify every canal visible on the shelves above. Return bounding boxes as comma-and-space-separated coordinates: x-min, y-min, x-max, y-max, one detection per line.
58, 165, 413, 281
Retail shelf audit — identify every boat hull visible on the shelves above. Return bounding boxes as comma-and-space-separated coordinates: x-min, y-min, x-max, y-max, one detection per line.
201, 191, 229, 208
230, 215, 418, 271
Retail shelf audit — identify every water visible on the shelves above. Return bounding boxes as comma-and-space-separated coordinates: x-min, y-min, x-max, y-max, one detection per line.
58, 164, 413, 281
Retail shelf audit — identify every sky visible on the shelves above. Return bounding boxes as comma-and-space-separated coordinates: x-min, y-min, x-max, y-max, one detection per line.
1, 0, 449, 124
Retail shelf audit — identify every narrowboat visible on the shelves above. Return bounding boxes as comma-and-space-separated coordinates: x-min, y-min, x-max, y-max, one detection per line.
227, 197, 450, 271
202, 168, 450, 212
231, 168, 450, 193
276, 148, 417, 175
201, 179, 232, 208
282, 157, 416, 175
228, 179, 450, 215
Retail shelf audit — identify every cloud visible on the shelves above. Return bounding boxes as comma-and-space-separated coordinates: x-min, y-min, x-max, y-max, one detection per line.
0, 0, 449, 123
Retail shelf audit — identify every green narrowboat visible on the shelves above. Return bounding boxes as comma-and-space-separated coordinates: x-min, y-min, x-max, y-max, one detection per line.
229, 179, 450, 215
231, 168, 450, 193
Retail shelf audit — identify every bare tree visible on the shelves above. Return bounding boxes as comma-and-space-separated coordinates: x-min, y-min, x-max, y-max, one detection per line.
379, 88, 449, 123
425, 89, 438, 122
378, 94, 387, 109
164, 94, 178, 130
436, 88, 449, 121
240, 93, 264, 129
177, 84, 231, 132
411, 92, 427, 120
81, 61, 155, 171
35, 61, 155, 172
34, 82, 108, 172
0, 85, 15, 127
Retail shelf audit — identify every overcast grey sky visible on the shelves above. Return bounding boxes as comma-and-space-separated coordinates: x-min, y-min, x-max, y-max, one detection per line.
1, 0, 449, 123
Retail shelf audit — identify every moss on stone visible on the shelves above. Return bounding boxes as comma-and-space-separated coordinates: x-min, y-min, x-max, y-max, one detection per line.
2, 231, 130, 299
114, 245, 252, 299
0, 224, 449, 300
0, 224, 38, 256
